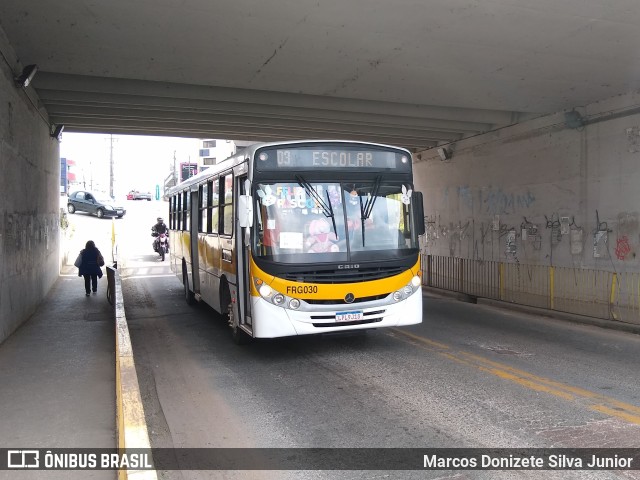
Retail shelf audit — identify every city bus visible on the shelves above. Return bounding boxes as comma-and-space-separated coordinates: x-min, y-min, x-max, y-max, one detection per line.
166, 140, 425, 343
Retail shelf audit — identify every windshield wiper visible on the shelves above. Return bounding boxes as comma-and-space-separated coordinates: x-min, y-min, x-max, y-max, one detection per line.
362, 176, 382, 220
358, 176, 382, 247
295, 175, 338, 238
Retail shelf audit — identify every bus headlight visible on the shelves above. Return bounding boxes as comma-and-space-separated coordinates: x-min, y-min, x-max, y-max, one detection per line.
259, 284, 272, 297
289, 298, 300, 310
254, 277, 303, 310
391, 276, 422, 302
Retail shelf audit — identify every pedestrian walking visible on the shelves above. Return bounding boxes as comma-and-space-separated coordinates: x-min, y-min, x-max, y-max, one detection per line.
75, 240, 105, 296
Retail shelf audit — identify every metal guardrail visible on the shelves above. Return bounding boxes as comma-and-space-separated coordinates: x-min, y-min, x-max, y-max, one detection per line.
422, 255, 640, 325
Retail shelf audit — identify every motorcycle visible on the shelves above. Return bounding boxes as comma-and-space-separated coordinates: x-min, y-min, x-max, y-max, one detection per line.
152, 231, 169, 261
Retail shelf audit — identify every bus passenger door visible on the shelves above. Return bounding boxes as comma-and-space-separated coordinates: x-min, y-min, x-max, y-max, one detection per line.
190, 189, 200, 296
236, 175, 252, 331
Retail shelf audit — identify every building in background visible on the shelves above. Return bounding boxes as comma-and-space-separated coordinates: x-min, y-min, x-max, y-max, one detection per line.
164, 139, 255, 196
60, 157, 77, 195
198, 139, 255, 170
180, 162, 199, 182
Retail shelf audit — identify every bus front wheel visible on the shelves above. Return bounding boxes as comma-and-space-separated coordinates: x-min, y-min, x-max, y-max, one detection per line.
183, 269, 194, 305
222, 284, 250, 345
229, 304, 251, 345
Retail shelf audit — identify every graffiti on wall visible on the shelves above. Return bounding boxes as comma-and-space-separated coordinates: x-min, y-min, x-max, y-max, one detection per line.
424, 214, 439, 247
615, 236, 632, 260
457, 186, 473, 210
447, 220, 472, 257
521, 217, 541, 250
3, 211, 58, 276
615, 212, 638, 261
505, 229, 517, 255
626, 126, 640, 153
482, 187, 536, 215
545, 213, 563, 245
423, 184, 640, 266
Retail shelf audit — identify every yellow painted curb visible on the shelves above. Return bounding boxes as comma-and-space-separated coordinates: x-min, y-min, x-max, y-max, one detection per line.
109, 267, 158, 480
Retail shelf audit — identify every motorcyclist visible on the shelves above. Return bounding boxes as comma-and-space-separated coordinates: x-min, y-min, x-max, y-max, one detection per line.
152, 217, 169, 252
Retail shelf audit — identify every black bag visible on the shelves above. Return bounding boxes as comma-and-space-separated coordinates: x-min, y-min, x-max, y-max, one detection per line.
97, 252, 105, 267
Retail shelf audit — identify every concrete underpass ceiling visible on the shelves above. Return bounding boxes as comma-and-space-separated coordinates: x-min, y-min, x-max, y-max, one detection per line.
2, 0, 640, 151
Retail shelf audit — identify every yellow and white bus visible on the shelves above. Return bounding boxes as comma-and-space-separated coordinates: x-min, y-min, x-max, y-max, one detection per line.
167, 140, 425, 343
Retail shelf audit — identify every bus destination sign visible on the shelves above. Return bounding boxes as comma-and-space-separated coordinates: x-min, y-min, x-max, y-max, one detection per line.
256, 147, 411, 172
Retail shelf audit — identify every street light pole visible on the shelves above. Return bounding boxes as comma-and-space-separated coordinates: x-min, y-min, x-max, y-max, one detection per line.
109, 135, 115, 198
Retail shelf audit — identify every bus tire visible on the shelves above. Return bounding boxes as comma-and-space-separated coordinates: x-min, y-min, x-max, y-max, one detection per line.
229, 304, 251, 345
221, 281, 250, 345
182, 268, 195, 305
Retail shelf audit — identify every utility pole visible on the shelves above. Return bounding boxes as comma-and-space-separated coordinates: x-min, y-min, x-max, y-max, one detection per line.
109, 134, 115, 198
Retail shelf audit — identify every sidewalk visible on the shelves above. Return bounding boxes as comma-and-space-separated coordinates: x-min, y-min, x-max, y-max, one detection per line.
0, 265, 115, 479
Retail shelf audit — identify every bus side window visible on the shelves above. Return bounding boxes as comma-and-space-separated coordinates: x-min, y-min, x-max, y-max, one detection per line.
182, 191, 189, 231
220, 174, 233, 236
210, 178, 219, 234
199, 183, 208, 233
176, 194, 182, 230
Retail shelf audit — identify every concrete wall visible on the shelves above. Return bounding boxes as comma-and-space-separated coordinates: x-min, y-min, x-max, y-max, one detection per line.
0, 33, 60, 344
414, 90, 640, 271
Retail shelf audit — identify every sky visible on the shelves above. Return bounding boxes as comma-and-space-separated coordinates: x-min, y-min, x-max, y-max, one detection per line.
60, 132, 201, 198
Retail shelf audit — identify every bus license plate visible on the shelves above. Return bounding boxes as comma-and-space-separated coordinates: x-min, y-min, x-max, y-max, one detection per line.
336, 310, 363, 322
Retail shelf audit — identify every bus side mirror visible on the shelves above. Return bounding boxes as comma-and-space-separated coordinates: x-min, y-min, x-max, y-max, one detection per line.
238, 195, 254, 228
414, 191, 425, 236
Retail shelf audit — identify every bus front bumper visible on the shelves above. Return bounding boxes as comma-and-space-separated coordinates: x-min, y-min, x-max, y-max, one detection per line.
251, 288, 422, 338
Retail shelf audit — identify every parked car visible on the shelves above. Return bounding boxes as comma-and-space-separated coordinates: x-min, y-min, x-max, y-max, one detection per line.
67, 191, 126, 218
128, 190, 152, 201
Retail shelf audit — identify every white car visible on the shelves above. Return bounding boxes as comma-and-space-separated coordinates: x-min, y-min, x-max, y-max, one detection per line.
129, 190, 152, 201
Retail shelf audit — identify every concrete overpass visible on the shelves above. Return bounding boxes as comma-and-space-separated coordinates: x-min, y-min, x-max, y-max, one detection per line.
4, 1, 640, 150
2, 0, 640, 341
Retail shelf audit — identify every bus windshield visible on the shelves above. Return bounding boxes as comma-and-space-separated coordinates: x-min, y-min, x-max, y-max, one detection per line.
253, 181, 417, 263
